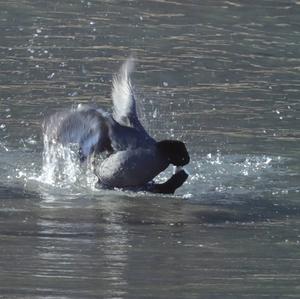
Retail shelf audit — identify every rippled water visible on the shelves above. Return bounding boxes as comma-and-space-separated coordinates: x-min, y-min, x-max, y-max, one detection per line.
0, 1, 300, 298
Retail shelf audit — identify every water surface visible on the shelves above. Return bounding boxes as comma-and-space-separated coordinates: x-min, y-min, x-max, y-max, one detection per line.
0, 0, 300, 298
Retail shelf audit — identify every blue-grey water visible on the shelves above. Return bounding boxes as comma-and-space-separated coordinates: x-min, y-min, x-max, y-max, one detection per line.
0, 1, 300, 298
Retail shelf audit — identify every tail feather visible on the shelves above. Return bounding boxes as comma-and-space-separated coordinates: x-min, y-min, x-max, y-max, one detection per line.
111, 57, 136, 127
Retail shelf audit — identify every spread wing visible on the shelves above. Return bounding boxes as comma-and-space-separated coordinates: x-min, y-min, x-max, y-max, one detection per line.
111, 57, 147, 133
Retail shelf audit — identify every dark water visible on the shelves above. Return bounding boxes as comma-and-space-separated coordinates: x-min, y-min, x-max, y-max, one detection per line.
1, 0, 300, 298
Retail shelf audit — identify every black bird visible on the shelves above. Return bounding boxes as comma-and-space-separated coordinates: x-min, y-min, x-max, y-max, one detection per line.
43, 58, 190, 193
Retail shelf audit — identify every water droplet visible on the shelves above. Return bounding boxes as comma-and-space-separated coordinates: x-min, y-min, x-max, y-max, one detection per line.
183, 193, 192, 199
69, 91, 78, 97
265, 157, 272, 164
47, 72, 55, 79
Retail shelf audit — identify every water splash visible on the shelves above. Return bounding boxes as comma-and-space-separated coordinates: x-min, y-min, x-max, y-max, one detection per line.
126, 150, 281, 199
181, 153, 280, 198
39, 135, 97, 189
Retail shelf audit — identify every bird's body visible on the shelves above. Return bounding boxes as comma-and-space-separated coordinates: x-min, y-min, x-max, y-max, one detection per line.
96, 146, 169, 188
43, 58, 189, 193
